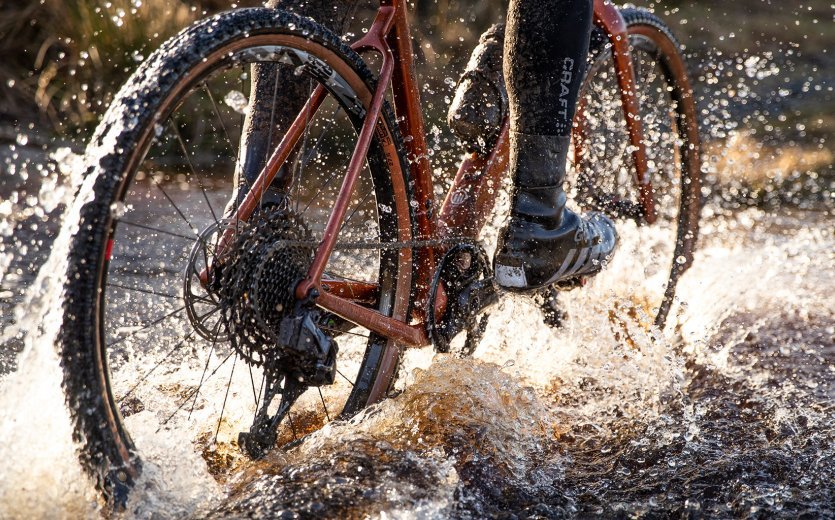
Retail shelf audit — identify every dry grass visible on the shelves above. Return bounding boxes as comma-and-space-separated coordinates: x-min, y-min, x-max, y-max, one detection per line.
706, 130, 833, 207
0, 0, 216, 131
1, 0, 832, 151
709, 131, 832, 186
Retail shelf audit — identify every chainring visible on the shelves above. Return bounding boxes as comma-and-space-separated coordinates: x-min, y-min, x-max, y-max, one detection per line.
427, 242, 495, 356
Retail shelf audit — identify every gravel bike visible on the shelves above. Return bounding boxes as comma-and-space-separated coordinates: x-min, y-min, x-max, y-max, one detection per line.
60, 0, 701, 505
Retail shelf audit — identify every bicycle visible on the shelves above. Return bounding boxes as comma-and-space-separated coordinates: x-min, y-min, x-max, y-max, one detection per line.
60, 0, 701, 506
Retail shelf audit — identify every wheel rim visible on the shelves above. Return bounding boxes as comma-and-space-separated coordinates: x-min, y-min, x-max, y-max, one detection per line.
93, 33, 412, 468
573, 26, 700, 329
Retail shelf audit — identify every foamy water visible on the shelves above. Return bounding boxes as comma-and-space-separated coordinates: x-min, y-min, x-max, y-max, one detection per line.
1, 136, 831, 518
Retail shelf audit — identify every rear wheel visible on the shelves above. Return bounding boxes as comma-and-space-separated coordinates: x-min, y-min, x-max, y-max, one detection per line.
572, 8, 702, 329
60, 8, 415, 504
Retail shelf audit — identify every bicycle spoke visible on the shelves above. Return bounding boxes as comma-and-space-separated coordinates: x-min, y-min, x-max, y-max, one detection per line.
317, 387, 331, 422
336, 368, 354, 387
152, 178, 201, 236
203, 81, 238, 157
214, 354, 238, 443
338, 187, 375, 233
253, 371, 266, 423
169, 119, 219, 225
300, 167, 343, 215
189, 319, 221, 419
119, 330, 196, 403
187, 293, 216, 306
196, 306, 221, 322
298, 105, 342, 172
107, 282, 179, 300
320, 326, 369, 339
295, 105, 345, 215
264, 67, 281, 167
292, 78, 314, 214
248, 363, 260, 409
116, 219, 194, 241
107, 305, 186, 348
158, 350, 235, 430
287, 409, 298, 441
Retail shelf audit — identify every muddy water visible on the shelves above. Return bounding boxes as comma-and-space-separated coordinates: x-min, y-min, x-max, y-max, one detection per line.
0, 145, 833, 518
208, 208, 834, 518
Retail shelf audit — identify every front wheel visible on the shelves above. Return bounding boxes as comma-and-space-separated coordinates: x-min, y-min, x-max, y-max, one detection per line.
572, 8, 702, 329
60, 8, 415, 504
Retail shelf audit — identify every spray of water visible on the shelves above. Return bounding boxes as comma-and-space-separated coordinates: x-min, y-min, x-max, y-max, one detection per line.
0, 147, 97, 517
0, 9, 832, 516
0, 141, 222, 517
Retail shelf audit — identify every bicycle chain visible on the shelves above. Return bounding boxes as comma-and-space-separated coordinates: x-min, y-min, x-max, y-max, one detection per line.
230, 235, 479, 251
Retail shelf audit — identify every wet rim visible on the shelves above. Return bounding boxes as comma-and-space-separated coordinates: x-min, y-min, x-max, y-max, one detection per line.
576, 14, 702, 329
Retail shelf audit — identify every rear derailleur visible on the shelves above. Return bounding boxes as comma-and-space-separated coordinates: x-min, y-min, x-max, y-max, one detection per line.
237, 307, 338, 459
428, 243, 499, 356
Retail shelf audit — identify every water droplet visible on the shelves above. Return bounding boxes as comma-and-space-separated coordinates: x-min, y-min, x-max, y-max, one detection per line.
224, 90, 248, 115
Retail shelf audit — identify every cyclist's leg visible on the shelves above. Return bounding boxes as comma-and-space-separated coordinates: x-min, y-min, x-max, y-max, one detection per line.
226, 0, 362, 214
494, 0, 618, 291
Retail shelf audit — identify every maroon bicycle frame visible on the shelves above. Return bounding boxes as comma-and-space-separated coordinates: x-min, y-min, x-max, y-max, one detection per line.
211, 0, 653, 348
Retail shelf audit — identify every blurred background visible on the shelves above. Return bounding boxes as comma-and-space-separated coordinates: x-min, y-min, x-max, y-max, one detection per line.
0, 0, 831, 206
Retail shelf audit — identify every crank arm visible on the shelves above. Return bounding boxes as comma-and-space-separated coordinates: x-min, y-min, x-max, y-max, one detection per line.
466, 277, 499, 316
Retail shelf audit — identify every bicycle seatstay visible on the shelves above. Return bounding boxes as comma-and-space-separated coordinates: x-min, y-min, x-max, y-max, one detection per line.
295, 5, 398, 299
592, 0, 655, 223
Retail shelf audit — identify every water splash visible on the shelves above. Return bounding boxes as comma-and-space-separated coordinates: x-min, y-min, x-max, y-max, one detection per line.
0, 147, 97, 518
0, 16, 832, 516
0, 142, 223, 518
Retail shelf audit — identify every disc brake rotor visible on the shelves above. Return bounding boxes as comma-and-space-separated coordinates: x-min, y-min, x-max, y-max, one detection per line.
184, 221, 228, 342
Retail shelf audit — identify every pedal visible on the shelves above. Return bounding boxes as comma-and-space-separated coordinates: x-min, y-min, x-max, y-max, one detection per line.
535, 285, 568, 329
553, 275, 588, 291
428, 243, 497, 353
433, 277, 499, 351
464, 277, 500, 316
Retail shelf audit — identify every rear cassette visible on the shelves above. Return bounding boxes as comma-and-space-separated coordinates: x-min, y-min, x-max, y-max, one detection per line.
217, 207, 314, 375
